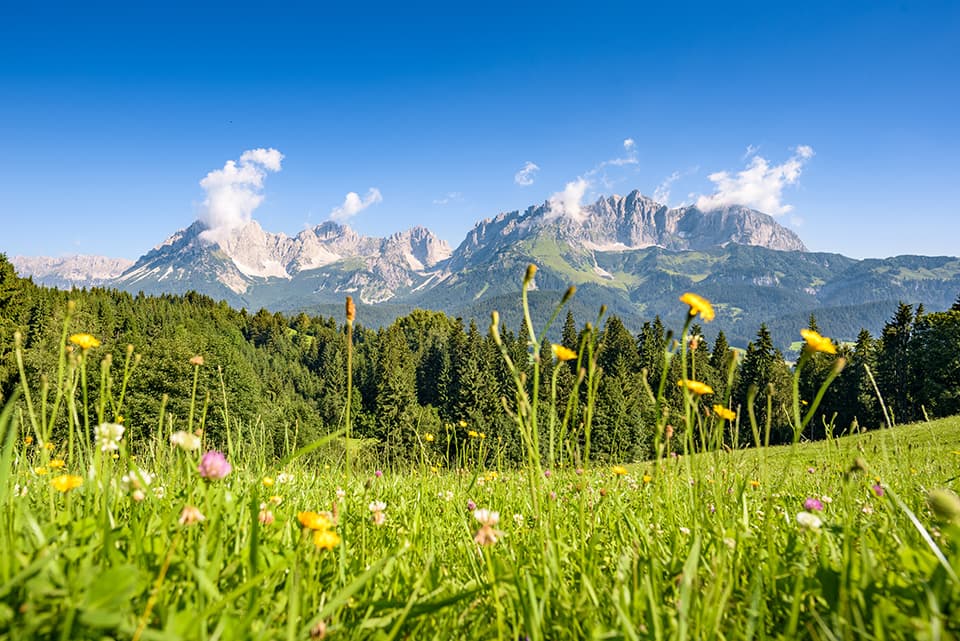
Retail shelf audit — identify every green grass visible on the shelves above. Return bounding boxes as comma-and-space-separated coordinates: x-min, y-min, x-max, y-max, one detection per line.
3, 287, 960, 640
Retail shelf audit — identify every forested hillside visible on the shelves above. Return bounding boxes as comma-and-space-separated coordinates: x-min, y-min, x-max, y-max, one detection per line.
2, 254, 959, 466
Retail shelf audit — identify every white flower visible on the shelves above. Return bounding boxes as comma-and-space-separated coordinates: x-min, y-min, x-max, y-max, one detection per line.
796, 511, 823, 530
13, 484, 27, 497
153, 485, 167, 499
95, 422, 125, 452
821, 495, 833, 504
336, 487, 346, 500
276, 472, 294, 484
473, 509, 499, 526
131, 489, 146, 502
679, 526, 691, 535
513, 513, 524, 526
121, 468, 153, 491
170, 430, 201, 451
369, 500, 387, 513
438, 490, 454, 502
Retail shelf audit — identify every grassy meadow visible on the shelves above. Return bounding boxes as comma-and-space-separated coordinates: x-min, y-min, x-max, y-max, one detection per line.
2, 281, 960, 640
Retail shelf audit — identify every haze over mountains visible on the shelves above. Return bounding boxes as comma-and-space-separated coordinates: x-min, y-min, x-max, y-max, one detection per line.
10, 191, 960, 348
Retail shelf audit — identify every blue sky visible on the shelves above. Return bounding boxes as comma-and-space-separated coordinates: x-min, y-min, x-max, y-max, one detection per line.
1, 1, 958, 260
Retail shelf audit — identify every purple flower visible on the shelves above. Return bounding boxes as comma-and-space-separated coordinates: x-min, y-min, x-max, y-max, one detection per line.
467, 499, 476, 511
807, 467, 816, 474
872, 484, 884, 497
544, 469, 552, 479
375, 470, 383, 478
198, 451, 231, 480
803, 497, 824, 511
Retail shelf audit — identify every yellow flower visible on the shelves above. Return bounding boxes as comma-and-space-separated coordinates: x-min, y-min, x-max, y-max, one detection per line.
424, 433, 434, 442
678, 379, 714, 396
34, 466, 48, 475
478, 432, 486, 439
459, 420, 468, 428
712, 405, 736, 421
800, 329, 836, 354
49, 459, 66, 469
551, 344, 577, 362
24, 436, 33, 445
642, 474, 652, 484
298, 511, 333, 531
69, 333, 101, 350
679, 293, 715, 322
44, 442, 55, 451
313, 528, 341, 550
750, 480, 760, 489
468, 430, 479, 438
189, 355, 205, 366
262, 476, 275, 487
51, 474, 83, 492
612, 465, 628, 476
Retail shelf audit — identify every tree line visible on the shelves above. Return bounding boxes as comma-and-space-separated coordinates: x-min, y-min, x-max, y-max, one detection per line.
2, 255, 960, 466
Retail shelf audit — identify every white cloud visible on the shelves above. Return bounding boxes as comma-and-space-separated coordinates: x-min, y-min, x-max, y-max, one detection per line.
546, 178, 590, 222
623, 138, 636, 151
330, 188, 383, 221
514, 161, 540, 186
433, 191, 463, 205
742, 144, 759, 160
198, 148, 284, 245
695, 145, 815, 215
653, 171, 680, 205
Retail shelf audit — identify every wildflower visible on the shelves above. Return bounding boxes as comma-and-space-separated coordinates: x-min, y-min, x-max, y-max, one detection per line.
132, 489, 146, 502
335, 487, 346, 500
258, 503, 275, 525
179, 505, 206, 526
34, 466, 49, 476
459, 420, 468, 428
749, 480, 760, 489
95, 422, 125, 452
576, 468, 584, 475
13, 484, 28, 497
544, 469, 552, 479
270, 495, 283, 505
871, 484, 885, 497
298, 511, 335, 531
612, 465, 628, 476
50, 474, 83, 492
276, 472, 294, 484
310, 620, 328, 640
679, 527, 691, 535
374, 469, 383, 478
513, 513, 524, 527
44, 441, 56, 451
189, 355, 205, 366
678, 379, 714, 395
49, 459, 66, 469
313, 529, 341, 550
551, 344, 577, 362
862, 504, 874, 515
170, 430, 201, 451
712, 405, 736, 421
478, 432, 486, 439
473, 509, 504, 546
800, 329, 836, 355
642, 474, 652, 484
439, 490, 454, 502
262, 476, 275, 487
467, 499, 477, 511
121, 468, 153, 491
424, 432, 435, 443
24, 436, 33, 445
369, 500, 387, 526
796, 511, 823, 530
807, 467, 816, 474
69, 333, 101, 350
679, 293, 715, 322
468, 430, 479, 438
198, 451, 232, 480
821, 495, 833, 504
153, 486, 167, 499
803, 497, 824, 512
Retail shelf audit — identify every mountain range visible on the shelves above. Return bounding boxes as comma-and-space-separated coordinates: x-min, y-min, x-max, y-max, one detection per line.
10, 191, 960, 349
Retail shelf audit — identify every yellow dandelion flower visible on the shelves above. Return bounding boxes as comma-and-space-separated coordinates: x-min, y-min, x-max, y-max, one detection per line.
551, 344, 577, 362
678, 379, 714, 396
44, 442, 55, 451
69, 333, 101, 350
24, 436, 33, 445
34, 466, 49, 475
479, 432, 486, 439
51, 474, 83, 492
712, 405, 736, 421
262, 476, 275, 487
468, 430, 479, 438
49, 459, 66, 469
298, 511, 333, 531
612, 465, 628, 476
424, 432, 435, 442
459, 420, 468, 428
679, 293, 715, 322
749, 480, 760, 488
800, 329, 836, 355
642, 474, 652, 484
313, 528, 341, 550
